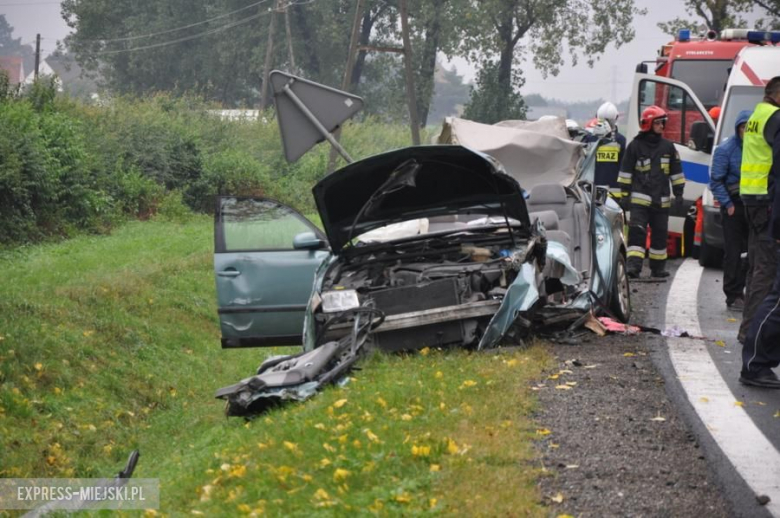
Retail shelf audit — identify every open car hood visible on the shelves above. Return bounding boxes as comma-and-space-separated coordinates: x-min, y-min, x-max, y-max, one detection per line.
312, 145, 531, 252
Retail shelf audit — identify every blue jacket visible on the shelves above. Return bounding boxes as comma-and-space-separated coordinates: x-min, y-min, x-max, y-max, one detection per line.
709, 110, 752, 209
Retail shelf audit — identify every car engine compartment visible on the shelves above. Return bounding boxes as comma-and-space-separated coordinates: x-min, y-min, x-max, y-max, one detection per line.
314, 229, 542, 351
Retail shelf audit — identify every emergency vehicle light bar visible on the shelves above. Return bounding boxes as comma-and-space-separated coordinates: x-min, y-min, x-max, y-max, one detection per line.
746, 31, 780, 44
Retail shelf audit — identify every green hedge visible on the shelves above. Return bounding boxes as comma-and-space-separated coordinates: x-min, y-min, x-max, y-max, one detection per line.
0, 77, 422, 246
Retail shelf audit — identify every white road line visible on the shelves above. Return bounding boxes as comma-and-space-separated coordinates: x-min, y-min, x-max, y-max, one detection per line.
666, 258, 780, 516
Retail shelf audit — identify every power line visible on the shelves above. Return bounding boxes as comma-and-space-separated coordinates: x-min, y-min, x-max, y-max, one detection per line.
80, 0, 271, 43
91, 11, 267, 55
87, 0, 318, 56
0, 1, 60, 5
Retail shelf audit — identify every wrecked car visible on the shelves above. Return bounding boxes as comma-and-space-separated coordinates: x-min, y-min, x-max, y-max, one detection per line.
214, 135, 630, 415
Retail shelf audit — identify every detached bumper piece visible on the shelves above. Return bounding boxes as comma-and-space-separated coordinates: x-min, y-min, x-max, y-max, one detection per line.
215, 310, 382, 417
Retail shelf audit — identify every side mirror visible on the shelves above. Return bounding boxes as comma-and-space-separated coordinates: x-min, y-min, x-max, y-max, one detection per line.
594, 186, 609, 206
688, 121, 714, 153
635, 62, 648, 74
293, 231, 328, 250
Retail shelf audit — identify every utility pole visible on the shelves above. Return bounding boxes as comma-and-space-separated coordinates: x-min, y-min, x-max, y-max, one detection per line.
283, 0, 296, 73
327, 0, 365, 173
327, 0, 421, 171
259, 0, 280, 111
34, 34, 41, 80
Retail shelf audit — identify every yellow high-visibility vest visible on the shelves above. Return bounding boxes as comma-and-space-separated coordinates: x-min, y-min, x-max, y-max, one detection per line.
740, 102, 780, 197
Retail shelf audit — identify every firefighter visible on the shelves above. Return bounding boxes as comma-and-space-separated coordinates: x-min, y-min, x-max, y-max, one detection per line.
739, 76, 780, 388
618, 105, 684, 278
583, 102, 626, 200
709, 109, 752, 311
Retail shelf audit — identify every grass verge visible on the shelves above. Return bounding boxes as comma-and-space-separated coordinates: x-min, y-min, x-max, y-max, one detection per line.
0, 217, 551, 515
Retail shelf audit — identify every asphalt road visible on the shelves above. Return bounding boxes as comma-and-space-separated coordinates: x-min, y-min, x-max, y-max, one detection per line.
656, 258, 780, 517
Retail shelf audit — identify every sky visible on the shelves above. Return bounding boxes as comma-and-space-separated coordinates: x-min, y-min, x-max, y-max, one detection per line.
0, 0, 765, 103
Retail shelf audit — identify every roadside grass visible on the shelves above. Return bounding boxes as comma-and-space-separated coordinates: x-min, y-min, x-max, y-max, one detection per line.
0, 216, 551, 516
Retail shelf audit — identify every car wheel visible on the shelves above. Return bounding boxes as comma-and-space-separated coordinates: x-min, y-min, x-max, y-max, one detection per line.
610, 253, 631, 323
698, 233, 723, 268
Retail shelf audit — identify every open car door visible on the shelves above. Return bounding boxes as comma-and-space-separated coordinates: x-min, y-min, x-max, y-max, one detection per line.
627, 74, 715, 224
214, 197, 329, 348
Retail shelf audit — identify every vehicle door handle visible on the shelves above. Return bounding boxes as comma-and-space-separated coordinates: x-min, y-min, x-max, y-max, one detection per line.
218, 270, 241, 278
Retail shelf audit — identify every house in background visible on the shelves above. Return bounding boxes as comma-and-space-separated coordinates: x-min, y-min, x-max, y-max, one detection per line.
22, 58, 63, 91
0, 55, 25, 85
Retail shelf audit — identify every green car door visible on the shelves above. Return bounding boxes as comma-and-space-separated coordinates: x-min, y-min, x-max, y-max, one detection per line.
214, 197, 329, 348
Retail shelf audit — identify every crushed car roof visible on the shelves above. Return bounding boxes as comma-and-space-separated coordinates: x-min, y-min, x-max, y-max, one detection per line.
313, 145, 531, 252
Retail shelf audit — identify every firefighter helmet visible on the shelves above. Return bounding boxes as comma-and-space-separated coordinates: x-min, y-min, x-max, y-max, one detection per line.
639, 105, 668, 132
596, 102, 619, 126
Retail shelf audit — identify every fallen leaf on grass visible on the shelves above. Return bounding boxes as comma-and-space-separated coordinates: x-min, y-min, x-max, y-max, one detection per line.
333, 399, 348, 409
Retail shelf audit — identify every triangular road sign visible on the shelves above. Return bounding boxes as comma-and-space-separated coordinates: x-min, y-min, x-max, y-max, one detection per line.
270, 70, 364, 163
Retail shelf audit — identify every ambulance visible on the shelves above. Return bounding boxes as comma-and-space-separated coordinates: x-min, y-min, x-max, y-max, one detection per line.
626, 29, 779, 259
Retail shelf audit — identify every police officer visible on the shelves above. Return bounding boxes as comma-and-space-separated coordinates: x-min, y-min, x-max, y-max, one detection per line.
739, 77, 780, 346
618, 105, 684, 278
709, 110, 752, 311
584, 102, 626, 199
739, 76, 780, 388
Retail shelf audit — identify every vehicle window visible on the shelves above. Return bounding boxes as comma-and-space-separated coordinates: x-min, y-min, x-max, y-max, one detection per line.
716, 85, 763, 145
219, 198, 316, 251
670, 60, 731, 109
639, 79, 708, 146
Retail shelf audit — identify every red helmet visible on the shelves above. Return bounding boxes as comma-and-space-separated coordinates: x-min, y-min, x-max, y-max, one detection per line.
639, 105, 668, 132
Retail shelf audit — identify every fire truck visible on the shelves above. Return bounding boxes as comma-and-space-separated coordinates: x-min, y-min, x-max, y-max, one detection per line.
625, 28, 779, 258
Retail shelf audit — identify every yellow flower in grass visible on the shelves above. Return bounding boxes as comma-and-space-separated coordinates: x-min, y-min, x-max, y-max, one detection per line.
412, 445, 431, 457
314, 423, 326, 431
376, 397, 387, 408
401, 414, 413, 421
323, 443, 336, 453
228, 464, 247, 478
313, 488, 330, 501
319, 458, 332, 468
430, 464, 441, 472
394, 493, 411, 504
333, 468, 351, 482
506, 358, 519, 367
420, 347, 430, 356
460, 380, 478, 388
333, 399, 348, 409
435, 371, 443, 379
364, 429, 381, 443
446, 438, 459, 455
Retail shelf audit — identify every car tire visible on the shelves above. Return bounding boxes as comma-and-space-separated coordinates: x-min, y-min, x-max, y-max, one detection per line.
610, 253, 631, 323
698, 233, 723, 268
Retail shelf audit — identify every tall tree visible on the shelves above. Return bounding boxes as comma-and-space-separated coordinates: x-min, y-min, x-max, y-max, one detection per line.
458, 0, 642, 123
657, 0, 779, 36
